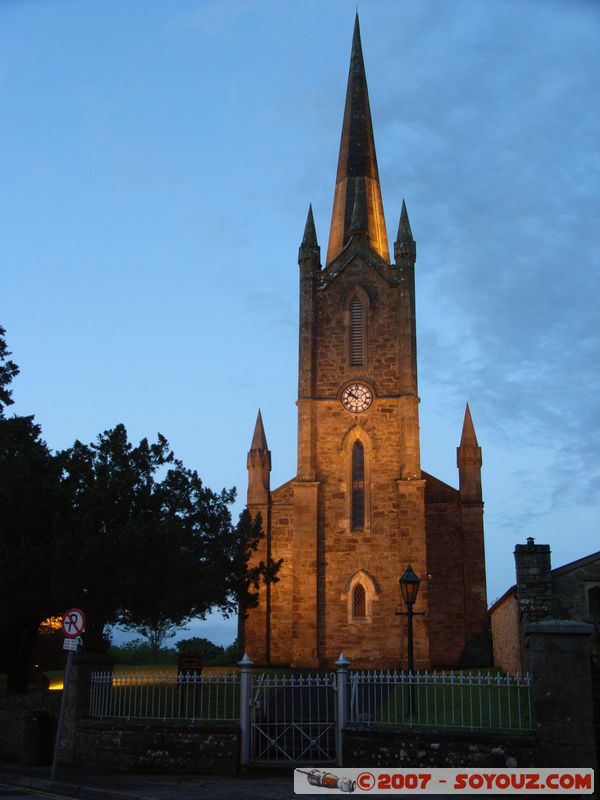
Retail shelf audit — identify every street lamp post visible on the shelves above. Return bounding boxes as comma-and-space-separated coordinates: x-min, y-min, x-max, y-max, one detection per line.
398, 564, 421, 673
396, 565, 422, 718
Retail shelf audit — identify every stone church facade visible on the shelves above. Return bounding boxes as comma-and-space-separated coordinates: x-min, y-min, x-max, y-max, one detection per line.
244, 17, 489, 669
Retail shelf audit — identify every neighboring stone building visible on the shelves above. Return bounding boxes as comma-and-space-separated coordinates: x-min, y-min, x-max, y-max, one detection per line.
243, 16, 489, 669
490, 537, 600, 674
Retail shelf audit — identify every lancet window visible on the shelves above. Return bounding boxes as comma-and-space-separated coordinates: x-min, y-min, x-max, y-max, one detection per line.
353, 583, 366, 618
351, 440, 365, 529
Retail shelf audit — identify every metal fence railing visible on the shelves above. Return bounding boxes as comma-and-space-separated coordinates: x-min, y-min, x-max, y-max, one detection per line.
250, 671, 337, 764
88, 664, 534, 736
349, 671, 533, 732
89, 671, 240, 721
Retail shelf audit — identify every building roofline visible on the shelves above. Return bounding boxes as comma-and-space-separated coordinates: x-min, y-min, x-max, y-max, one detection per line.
488, 584, 516, 614
551, 549, 600, 577
489, 548, 600, 614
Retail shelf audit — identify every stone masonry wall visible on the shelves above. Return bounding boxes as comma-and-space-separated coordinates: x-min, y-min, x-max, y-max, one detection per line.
490, 592, 521, 674
74, 719, 239, 774
514, 539, 554, 625
310, 254, 428, 668
525, 621, 597, 770
246, 236, 488, 669
314, 255, 403, 398
424, 475, 466, 667
553, 557, 600, 622
266, 482, 295, 666
344, 728, 536, 769
0, 690, 61, 762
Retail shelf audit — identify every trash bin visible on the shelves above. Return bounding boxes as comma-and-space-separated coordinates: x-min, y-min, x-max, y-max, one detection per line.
22, 710, 55, 766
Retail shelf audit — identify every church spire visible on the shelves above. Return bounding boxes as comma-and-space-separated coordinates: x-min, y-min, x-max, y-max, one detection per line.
396, 199, 413, 243
457, 403, 482, 501
459, 403, 479, 449
394, 199, 416, 263
247, 409, 271, 507
326, 14, 390, 265
301, 204, 318, 247
250, 409, 269, 452
299, 203, 321, 269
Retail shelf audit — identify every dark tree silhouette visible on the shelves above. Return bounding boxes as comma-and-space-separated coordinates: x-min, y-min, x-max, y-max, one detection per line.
0, 324, 279, 685
0, 328, 60, 690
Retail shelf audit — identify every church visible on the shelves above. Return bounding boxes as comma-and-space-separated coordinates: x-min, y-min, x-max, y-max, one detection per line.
244, 16, 489, 669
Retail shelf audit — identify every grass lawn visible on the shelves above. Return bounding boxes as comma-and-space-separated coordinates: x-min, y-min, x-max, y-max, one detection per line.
3, 666, 533, 734
351, 671, 533, 732
91, 667, 240, 720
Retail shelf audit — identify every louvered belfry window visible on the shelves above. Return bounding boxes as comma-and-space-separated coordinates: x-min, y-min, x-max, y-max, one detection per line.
353, 583, 366, 618
350, 297, 364, 366
351, 440, 365, 529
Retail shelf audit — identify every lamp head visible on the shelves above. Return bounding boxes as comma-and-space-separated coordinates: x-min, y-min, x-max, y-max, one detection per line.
399, 564, 421, 606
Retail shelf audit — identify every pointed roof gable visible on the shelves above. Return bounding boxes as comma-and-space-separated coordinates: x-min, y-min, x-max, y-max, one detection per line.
326, 15, 390, 265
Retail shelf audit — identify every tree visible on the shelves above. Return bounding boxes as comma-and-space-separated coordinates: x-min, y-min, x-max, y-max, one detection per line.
0, 324, 279, 685
0, 324, 19, 415
0, 327, 60, 690
110, 638, 177, 666
176, 637, 224, 663
52, 424, 241, 655
224, 509, 282, 658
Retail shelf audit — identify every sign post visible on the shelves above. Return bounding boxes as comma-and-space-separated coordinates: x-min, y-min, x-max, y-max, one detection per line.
50, 608, 86, 782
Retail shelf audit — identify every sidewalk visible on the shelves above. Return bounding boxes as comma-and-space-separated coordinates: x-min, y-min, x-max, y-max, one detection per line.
0, 763, 304, 800
0, 763, 517, 800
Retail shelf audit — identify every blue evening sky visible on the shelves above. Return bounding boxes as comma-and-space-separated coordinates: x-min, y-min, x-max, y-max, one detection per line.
2, 0, 599, 647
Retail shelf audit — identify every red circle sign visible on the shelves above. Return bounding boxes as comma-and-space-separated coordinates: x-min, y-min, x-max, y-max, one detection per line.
62, 608, 86, 638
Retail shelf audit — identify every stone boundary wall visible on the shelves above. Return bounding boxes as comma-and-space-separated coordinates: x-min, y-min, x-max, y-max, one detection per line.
0, 690, 61, 762
74, 719, 239, 774
344, 727, 537, 768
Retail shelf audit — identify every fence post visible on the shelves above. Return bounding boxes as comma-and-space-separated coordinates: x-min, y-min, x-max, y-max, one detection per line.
335, 651, 350, 767
238, 652, 254, 766
55, 651, 114, 771
525, 620, 597, 770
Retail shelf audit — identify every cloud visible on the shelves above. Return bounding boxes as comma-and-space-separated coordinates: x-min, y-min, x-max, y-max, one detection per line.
364, 1, 600, 512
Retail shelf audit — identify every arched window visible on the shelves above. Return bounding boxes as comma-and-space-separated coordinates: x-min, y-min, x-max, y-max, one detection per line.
350, 297, 364, 366
343, 570, 381, 624
353, 584, 366, 618
352, 440, 365, 530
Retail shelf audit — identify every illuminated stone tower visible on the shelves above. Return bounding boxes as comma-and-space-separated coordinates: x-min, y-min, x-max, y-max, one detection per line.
244, 16, 489, 668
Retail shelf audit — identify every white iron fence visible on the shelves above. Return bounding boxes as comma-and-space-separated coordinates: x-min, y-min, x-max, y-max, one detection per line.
88, 663, 534, 754
89, 670, 240, 721
349, 670, 533, 731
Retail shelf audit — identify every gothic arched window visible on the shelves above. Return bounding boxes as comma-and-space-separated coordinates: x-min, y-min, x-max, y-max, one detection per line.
351, 440, 365, 530
344, 570, 381, 624
350, 297, 364, 366
353, 584, 366, 618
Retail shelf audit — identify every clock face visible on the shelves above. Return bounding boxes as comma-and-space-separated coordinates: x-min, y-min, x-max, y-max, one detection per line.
341, 383, 373, 413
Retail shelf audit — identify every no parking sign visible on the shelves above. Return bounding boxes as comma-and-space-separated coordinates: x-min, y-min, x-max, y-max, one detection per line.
61, 608, 86, 638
